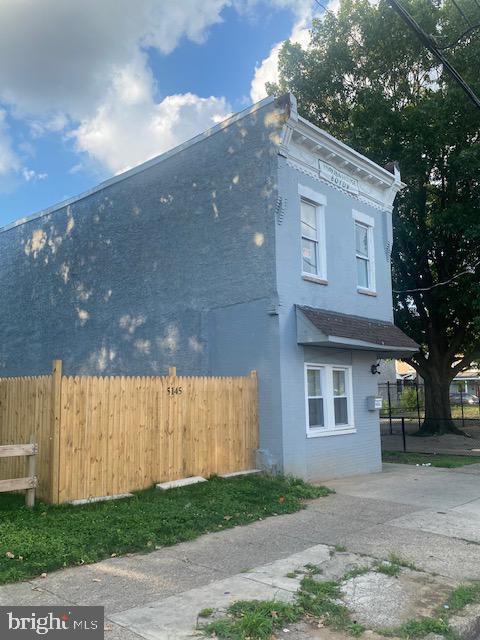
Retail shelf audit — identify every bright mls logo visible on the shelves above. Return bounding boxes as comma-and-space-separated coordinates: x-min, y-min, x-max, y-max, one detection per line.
0, 607, 103, 639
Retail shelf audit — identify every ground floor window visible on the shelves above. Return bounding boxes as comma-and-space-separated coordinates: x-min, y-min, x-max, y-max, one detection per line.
305, 363, 354, 437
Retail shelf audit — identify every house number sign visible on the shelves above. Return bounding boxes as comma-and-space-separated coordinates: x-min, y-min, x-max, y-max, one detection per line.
318, 160, 359, 195
167, 386, 183, 396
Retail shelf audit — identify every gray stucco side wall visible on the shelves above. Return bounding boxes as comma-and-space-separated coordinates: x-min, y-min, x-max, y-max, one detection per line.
0, 100, 285, 380
207, 298, 283, 469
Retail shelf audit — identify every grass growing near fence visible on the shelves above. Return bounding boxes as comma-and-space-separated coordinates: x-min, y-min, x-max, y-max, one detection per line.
0, 474, 331, 585
382, 451, 480, 468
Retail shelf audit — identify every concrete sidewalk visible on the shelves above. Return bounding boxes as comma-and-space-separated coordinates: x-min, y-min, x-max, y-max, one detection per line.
1, 463, 480, 639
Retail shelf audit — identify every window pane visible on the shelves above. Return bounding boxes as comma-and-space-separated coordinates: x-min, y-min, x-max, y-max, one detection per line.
302, 238, 318, 274
333, 370, 346, 396
334, 397, 349, 425
355, 223, 369, 257
308, 369, 322, 396
309, 398, 324, 427
356, 256, 369, 288
301, 201, 317, 239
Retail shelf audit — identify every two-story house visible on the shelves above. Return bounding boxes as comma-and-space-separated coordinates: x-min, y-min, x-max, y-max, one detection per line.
0, 94, 417, 481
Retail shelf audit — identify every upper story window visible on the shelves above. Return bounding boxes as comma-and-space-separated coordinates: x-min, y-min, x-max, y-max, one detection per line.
301, 200, 319, 275
298, 185, 327, 283
353, 210, 376, 294
305, 363, 355, 437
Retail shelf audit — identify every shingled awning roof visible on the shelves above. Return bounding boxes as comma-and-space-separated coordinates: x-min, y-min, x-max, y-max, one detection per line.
296, 306, 418, 356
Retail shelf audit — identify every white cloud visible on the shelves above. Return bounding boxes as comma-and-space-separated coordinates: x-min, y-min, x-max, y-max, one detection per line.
22, 168, 48, 182
250, 6, 313, 102
0, 0, 229, 119
71, 56, 230, 174
0, 109, 19, 177
0, 0, 317, 180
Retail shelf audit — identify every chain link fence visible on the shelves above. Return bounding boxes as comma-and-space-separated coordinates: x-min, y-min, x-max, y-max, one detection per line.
378, 381, 480, 456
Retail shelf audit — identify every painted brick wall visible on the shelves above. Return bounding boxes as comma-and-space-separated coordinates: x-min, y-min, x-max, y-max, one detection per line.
0, 100, 285, 379
274, 156, 391, 479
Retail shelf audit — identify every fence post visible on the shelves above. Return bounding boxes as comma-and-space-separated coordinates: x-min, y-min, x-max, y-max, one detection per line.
401, 417, 407, 453
169, 366, 177, 377
50, 359, 63, 505
460, 389, 465, 430
416, 381, 421, 430
26, 434, 37, 508
387, 381, 393, 435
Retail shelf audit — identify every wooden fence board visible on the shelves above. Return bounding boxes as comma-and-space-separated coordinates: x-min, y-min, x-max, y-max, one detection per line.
0, 364, 258, 503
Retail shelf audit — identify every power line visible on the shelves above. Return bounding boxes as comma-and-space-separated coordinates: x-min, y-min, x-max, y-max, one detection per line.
437, 22, 480, 49
386, 0, 480, 110
393, 258, 480, 294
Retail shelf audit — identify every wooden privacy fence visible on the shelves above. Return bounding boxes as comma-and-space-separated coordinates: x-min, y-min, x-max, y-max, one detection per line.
0, 361, 258, 504
0, 441, 37, 507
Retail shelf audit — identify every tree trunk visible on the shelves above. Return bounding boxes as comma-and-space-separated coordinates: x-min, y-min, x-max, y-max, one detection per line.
417, 371, 464, 436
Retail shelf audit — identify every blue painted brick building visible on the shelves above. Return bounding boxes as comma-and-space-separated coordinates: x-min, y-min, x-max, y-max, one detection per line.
0, 94, 417, 481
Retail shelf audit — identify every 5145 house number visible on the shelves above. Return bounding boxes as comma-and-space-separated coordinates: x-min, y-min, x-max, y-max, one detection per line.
167, 386, 183, 396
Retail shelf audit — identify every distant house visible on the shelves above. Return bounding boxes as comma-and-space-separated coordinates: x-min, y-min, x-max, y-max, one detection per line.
451, 367, 480, 396
0, 94, 418, 481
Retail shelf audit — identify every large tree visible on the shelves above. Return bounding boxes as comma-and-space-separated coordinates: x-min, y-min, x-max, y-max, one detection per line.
269, 0, 480, 434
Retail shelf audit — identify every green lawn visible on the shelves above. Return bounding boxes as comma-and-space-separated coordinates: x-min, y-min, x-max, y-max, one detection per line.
383, 451, 480, 468
0, 474, 331, 585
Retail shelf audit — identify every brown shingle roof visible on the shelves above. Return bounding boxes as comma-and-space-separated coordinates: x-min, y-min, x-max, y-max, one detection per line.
297, 306, 418, 350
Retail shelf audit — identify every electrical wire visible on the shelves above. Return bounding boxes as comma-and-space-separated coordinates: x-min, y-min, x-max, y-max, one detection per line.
393, 258, 480, 294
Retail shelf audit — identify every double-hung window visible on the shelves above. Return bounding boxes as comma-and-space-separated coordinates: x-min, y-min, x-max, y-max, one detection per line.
305, 364, 354, 436
353, 211, 375, 293
301, 200, 319, 276
298, 185, 327, 281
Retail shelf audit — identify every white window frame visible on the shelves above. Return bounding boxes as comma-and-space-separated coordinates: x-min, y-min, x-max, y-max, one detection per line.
305, 363, 355, 438
298, 184, 327, 283
352, 210, 376, 295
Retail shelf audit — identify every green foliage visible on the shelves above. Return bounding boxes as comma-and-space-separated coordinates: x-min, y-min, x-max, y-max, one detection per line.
0, 475, 331, 585
382, 617, 453, 638
400, 387, 420, 413
200, 600, 302, 640
297, 576, 365, 635
270, 0, 480, 430
383, 451, 480, 468
445, 582, 480, 614
198, 609, 214, 619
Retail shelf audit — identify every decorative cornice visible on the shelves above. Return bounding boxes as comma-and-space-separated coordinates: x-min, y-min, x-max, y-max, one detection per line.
280, 94, 403, 213
286, 158, 394, 213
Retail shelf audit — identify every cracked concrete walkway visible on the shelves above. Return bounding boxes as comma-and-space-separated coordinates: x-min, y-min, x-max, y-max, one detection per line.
1, 463, 480, 639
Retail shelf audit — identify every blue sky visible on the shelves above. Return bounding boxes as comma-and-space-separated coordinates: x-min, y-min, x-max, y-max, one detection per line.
0, 0, 317, 228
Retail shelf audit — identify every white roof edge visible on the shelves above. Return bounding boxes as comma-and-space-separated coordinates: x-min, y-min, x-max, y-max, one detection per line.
0, 94, 278, 235
296, 115, 402, 187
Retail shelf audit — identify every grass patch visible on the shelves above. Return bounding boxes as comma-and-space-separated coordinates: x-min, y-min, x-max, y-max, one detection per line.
304, 563, 323, 575
383, 451, 480, 468
0, 475, 331, 585
334, 544, 347, 552
198, 608, 214, 619
201, 570, 365, 639
201, 600, 302, 640
445, 582, 480, 614
374, 553, 417, 578
342, 565, 370, 580
381, 617, 453, 639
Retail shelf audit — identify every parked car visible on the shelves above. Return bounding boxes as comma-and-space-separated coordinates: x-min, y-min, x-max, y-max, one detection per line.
450, 392, 480, 405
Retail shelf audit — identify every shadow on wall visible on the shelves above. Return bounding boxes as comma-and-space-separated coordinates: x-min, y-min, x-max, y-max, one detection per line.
0, 104, 288, 376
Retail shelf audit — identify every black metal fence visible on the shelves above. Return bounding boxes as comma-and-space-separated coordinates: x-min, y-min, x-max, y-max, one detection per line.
377, 381, 480, 455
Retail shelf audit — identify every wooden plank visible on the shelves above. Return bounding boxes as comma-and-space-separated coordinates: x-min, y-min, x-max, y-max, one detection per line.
50, 360, 63, 504
0, 476, 37, 492
0, 444, 36, 458
26, 435, 36, 507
